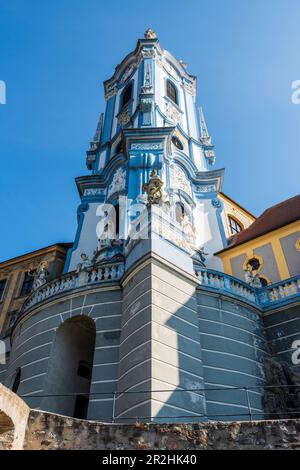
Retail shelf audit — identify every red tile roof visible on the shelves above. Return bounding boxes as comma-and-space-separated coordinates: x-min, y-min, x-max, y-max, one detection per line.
220, 194, 300, 252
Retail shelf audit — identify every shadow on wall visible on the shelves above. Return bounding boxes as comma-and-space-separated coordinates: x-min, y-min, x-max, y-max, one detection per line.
153, 291, 269, 423
41, 315, 96, 419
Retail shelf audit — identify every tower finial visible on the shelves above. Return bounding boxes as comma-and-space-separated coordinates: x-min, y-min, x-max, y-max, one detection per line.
199, 106, 210, 142
144, 28, 157, 39
199, 107, 216, 165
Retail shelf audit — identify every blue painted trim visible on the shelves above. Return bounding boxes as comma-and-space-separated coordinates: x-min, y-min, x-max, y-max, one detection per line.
215, 199, 228, 248
137, 60, 145, 127
63, 203, 89, 273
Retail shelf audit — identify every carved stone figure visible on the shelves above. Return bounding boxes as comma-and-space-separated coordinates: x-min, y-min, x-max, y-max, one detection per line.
170, 163, 192, 196
76, 253, 91, 273
142, 169, 164, 205
195, 247, 208, 267
32, 261, 49, 291
181, 214, 196, 244
107, 167, 126, 198
144, 28, 157, 39
244, 267, 262, 288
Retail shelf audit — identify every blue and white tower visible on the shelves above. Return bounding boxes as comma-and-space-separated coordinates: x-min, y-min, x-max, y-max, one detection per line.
66, 28, 226, 276
3, 30, 275, 424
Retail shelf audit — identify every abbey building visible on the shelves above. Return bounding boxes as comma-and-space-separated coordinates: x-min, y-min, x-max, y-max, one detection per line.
0, 30, 299, 423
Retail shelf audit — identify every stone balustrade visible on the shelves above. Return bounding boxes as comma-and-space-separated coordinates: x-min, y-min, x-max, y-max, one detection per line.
20, 262, 124, 315
18, 266, 300, 319
195, 268, 257, 304
196, 269, 300, 309
257, 275, 300, 307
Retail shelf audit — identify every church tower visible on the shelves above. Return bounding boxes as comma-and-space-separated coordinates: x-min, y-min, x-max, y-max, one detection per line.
65, 28, 226, 276
2, 30, 275, 424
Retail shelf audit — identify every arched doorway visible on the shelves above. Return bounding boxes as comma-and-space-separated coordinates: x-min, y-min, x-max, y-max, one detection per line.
43, 316, 96, 419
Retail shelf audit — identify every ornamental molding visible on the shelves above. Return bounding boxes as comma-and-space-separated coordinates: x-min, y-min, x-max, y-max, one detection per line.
138, 48, 156, 60
166, 101, 181, 125
152, 218, 194, 254
131, 143, 163, 151
107, 167, 126, 198
195, 184, 216, 193
120, 63, 137, 85
170, 164, 192, 197
157, 57, 181, 82
118, 103, 131, 127
83, 188, 105, 197
183, 79, 196, 96
105, 83, 118, 101
211, 198, 222, 209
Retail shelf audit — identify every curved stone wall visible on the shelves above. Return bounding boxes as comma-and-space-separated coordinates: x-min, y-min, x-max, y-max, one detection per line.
197, 290, 269, 420
264, 303, 300, 373
4, 285, 122, 420
3, 267, 299, 424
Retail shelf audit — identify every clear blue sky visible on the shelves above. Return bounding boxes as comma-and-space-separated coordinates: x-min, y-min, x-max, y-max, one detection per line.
0, 0, 299, 261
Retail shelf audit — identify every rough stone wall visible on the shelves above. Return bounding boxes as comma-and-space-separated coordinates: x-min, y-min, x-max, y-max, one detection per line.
0, 383, 30, 450
23, 410, 300, 450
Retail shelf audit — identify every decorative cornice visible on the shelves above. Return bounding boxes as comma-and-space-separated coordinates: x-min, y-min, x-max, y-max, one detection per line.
104, 37, 196, 100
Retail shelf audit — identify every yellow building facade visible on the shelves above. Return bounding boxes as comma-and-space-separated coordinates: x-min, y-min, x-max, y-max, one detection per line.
216, 195, 300, 285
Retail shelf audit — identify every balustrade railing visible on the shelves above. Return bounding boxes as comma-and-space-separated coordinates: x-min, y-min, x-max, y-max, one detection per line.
20, 266, 300, 316
257, 275, 300, 306
21, 262, 124, 314
196, 269, 300, 308
195, 268, 257, 304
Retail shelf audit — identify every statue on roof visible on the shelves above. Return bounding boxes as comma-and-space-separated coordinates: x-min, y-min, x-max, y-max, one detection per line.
142, 168, 164, 205
144, 28, 157, 39
31, 261, 49, 291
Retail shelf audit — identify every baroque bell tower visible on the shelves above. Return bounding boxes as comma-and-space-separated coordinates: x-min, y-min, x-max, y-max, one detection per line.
64, 29, 228, 421
65, 28, 226, 276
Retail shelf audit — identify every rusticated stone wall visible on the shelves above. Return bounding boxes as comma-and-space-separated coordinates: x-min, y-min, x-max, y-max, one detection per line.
23, 411, 300, 450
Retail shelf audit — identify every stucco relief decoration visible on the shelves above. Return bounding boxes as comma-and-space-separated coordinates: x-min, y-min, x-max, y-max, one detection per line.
196, 184, 216, 193
83, 188, 105, 197
171, 164, 192, 196
140, 49, 156, 60
212, 198, 222, 209
183, 79, 196, 96
118, 104, 131, 127
166, 101, 181, 125
120, 63, 136, 85
105, 83, 118, 101
107, 167, 126, 198
162, 60, 181, 82
131, 143, 163, 151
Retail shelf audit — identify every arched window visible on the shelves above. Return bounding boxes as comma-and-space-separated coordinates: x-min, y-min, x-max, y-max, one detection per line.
121, 83, 132, 109
247, 257, 261, 272
167, 80, 178, 105
114, 204, 120, 238
172, 136, 184, 150
20, 271, 35, 297
228, 216, 243, 235
115, 141, 123, 155
12, 368, 21, 393
175, 202, 185, 224
259, 277, 269, 288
